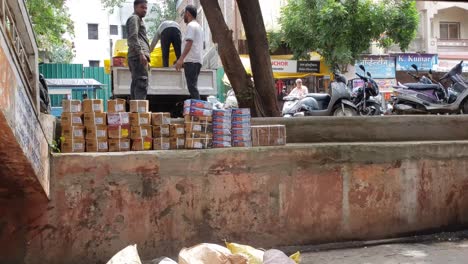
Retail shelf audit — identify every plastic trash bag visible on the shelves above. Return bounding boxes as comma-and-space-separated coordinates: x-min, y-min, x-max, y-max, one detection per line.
289, 251, 301, 263
178, 243, 248, 264
225, 242, 263, 264
263, 249, 296, 264
106, 244, 142, 264
158, 257, 177, 264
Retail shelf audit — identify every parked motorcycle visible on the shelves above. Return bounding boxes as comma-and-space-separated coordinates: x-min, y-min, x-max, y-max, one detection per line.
392, 61, 468, 114
282, 72, 357, 117
352, 65, 383, 116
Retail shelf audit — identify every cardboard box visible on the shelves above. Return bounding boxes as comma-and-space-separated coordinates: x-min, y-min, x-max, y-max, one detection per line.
61, 138, 85, 153
62, 125, 85, 139
184, 115, 213, 123
185, 122, 213, 133
108, 125, 130, 139
185, 138, 212, 149
112, 57, 127, 67
153, 125, 170, 137
213, 129, 231, 136
212, 141, 232, 148
212, 122, 231, 130
62, 100, 82, 113
232, 141, 252, 148
184, 99, 213, 110
130, 113, 151, 126
152, 112, 171, 125
232, 108, 251, 116
83, 99, 104, 113
86, 125, 108, 140
61, 113, 83, 126
186, 132, 213, 139
132, 137, 152, 151
213, 135, 232, 142
213, 109, 232, 117
86, 139, 109, 152
130, 100, 149, 113
153, 137, 170, 150
109, 138, 131, 152
231, 115, 251, 123
251, 125, 287, 146
212, 115, 231, 123
170, 137, 185, 150
232, 121, 251, 129
169, 124, 185, 137
232, 134, 251, 142
131, 125, 152, 139
84, 112, 107, 127
183, 107, 212, 117
108, 99, 126, 113
108, 112, 130, 125
232, 128, 251, 135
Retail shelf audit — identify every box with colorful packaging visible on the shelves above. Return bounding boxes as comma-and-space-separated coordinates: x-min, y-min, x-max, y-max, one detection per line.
251, 125, 287, 146
108, 99, 126, 113
83, 99, 104, 113
109, 139, 131, 152
212, 109, 232, 148
130, 100, 149, 113
62, 100, 82, 113
183, 107, 213, 117
184, 99, 213, 110
152, 112, 171, 125
86, 139, 109, 152
153, 137, 170, 150
231, 108, 252, 148
132, 137, 153, 151
84, 112, 107, 127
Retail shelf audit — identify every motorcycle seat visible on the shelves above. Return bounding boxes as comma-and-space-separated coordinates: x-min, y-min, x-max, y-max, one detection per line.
306, 93, 331, 101
404, 83, 440, 90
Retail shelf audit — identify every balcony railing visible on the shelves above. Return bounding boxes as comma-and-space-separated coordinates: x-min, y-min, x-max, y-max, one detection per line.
438, 39, 468, 48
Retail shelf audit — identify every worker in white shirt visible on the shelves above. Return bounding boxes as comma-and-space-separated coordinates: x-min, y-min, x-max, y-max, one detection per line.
289, 79, 309, 99
150, 20, 181, 67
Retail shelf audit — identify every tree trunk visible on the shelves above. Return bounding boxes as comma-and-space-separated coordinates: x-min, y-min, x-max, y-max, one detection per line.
236, 0, 280, 117
200, 0, 262, 116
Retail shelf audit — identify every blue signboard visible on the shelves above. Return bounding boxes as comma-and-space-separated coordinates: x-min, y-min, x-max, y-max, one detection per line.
355, 56, 396, 79
396, 53, 438, 71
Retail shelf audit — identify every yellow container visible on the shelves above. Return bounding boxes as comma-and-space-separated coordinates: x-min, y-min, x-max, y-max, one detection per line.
113, 39, 177, 68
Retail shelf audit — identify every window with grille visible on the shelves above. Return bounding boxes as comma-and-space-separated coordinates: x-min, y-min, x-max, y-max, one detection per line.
121, 25, 128, 39
88, 24, 99, 40
89, 60, 100, 67
110, 25, 118, 35
440, 22, 460, 40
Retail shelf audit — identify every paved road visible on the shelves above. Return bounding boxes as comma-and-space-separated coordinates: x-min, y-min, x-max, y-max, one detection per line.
301, 239, 468, 263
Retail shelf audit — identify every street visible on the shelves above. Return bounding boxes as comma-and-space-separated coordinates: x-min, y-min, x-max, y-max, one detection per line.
301, 239, 468, 264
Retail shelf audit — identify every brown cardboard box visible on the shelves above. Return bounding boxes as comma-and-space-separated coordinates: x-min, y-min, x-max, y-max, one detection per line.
61, 113, 83, 126
185, 122, 213, 133
108, 99, 126, 113
108, 112, 130, 125
131, 125, 153, 139
86, 139, 109, 152
130, 113, 151, 126
186, 132, 213, 139
251, 125, 287, 146
184, 115, 212, 123
61, 125, 85, 139
108, 125, 130, 139
132, 137, 152, 151
185, 138, 212, 149
86, 125, 108, 140
169, 124, 185, 137
83, 99, 104, 113
61, 138, 85, 153
130, 100, 149, 113
170, 137, 185, 149
151, 112, 171, 125
62, 100, 82, 113
153, 125, 170, 137
109, 139, 131, 152
84, 112, 107, 127
153, 137, 170, 150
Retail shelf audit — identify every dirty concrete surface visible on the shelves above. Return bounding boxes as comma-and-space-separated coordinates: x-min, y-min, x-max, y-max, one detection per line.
301, 232, 468, 264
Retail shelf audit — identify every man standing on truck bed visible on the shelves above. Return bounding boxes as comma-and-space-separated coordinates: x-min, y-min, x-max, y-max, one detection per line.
175, 5, 203, 100
150, 21, 181, 68
126, 0, 150, 100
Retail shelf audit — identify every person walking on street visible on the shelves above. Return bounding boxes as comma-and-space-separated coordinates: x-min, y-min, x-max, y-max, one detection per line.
175, 5, 203, 100
150, 21, 182, 67
126, 0, 150, 100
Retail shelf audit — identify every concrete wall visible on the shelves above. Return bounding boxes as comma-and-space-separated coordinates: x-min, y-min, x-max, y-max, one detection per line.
17, 141, 468, 263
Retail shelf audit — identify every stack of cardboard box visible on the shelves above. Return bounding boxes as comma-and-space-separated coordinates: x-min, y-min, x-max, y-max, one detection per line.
212, 109, 232, 148
184, 99, 213, 149
129, 100, 152, 151
83, 99, 108, 152
151, 112, 170, 150
61, 100, 85, 153
107, 99, 131, 152
251, 125, 287, 147
231, 108, 252, 147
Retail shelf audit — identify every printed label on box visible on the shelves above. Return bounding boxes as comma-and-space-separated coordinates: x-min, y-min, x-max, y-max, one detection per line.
162, 127, 169, 134
193, 124, 202, 131
98, 142, 108, 149
73, 143, 83, 150
116, 104, 124, 111
177, 138, 185, 145
162, 143, 170, 150
138, 107, 146, 113
176, 128, 184, 134
72, 117, 81, 124
97, 130, 106, 137
93, 104, 101, 111
144, 141, 151, 149
141, 129, 148, 137
122, 142, 130, 148
122, 128, 129, 138
95, 117, 104, 124
140, 117, 148, 124
74, 130, 83, 137
194, 142, 202, 149
71, 105, 81, 112
122, 116, 129, 124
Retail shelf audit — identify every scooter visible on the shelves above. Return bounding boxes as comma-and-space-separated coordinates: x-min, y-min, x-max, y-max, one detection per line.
393, 61, 468, 114
352, 65, 383, 116
282, 72, 357, 117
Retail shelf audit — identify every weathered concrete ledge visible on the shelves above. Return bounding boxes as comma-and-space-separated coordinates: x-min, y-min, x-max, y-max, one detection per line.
18, 141, 468, 263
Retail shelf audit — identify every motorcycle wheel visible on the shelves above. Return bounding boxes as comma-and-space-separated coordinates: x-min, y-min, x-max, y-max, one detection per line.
360, 102, 382, 116
333, 105, 357, 117
462, 100, 468, 114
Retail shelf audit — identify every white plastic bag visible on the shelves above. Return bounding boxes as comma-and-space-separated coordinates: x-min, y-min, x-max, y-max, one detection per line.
178, 243, 248, 264
106, 244, 142, 264
263, 249, 296, 264
158, 257, 177, 264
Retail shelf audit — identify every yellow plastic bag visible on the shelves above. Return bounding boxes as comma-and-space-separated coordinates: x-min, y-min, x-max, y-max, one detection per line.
289, 251, 301, 263
113, 39, 177, 68
225, 242, 263, 264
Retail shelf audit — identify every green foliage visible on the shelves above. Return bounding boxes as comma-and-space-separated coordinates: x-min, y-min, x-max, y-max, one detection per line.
26, 0, 74, 61
279, 0, 419, 70
101, 0, 126, 11
49, 40, 75, 64
146, 0, 179, 39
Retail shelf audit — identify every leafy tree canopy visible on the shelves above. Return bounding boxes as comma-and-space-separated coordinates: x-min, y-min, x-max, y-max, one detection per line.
279, 0, 419, 71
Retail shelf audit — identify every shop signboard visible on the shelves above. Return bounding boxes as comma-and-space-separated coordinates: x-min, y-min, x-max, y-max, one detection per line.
395, 53, 438, 71
271, 60, 297, 73
355, 56, 396, 79
241, 57, 321, 73
297, 61, 320, 73
352, 78, 396, 93
437, 59, 468, 73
